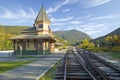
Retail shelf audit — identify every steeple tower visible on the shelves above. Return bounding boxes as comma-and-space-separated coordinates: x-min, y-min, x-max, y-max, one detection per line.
34, 5, 51, 35
35, 5, 50, 24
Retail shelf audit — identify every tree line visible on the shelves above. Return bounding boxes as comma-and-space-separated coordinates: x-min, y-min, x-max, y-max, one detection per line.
77, 35, 120, 52
0, 25, 28, 50
0, 29, 15, 50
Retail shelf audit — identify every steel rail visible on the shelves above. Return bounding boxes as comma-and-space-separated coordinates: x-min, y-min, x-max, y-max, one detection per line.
86, 50, 120, 72
79, 50, 109, 80
73, 51, 96, 80
63, 52, 67, 80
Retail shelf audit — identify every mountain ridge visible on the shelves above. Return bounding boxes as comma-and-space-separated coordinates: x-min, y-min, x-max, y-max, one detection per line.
54, 29, 92, 44
92, 27, 120, 43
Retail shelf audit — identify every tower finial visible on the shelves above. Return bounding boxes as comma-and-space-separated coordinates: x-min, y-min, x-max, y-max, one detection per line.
42, 0, 44, 8
42, 3, 43, 8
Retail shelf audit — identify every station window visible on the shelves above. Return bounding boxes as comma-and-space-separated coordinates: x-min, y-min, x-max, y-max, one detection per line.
38, 24, 43, 28
48, 26, 50, 29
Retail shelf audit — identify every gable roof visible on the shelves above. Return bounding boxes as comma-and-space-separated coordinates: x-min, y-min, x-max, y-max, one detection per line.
35, 6, 50, 22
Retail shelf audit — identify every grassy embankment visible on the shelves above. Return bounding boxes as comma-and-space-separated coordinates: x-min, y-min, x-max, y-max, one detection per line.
87, 46, 120, 52
39, 61, 59, 80
87, 46, 120, 58
109, 52, 120, 58
0, 61, 33, 74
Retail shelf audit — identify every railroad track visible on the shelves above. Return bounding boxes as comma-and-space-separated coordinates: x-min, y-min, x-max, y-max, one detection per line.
77, 48, 120, 80
54, 50, 98, 80
54, 48, 120, 80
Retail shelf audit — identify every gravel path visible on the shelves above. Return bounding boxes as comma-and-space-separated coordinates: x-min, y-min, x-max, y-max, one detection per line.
94, 52, 120, 67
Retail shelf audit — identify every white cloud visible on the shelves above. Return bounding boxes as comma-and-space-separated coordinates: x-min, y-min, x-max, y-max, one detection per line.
14, 19, 28, 23
85, 0, 111, 7
51, 16, 82, 26
89, 15, 120, 21
47, 0, 71, 13
52, 21, 81, 26
75, 23, 107, 35
28, 7, 36, 18
51, 16, 73, 22
62, 9, 70, 12
81, 23, 105, 28
0, 7, 36, 19
52, 27, 61, 31
46, 0, 80, 13
52, 20, 81, 26
0, 7, 16, 19
47, 0, 111, 14
78, 28, 101, 34
69, 0, 79, 3
80, 15, 93, 19
52, 22, 67, 26
69, 21, 81, 24
0, 7, 36, 24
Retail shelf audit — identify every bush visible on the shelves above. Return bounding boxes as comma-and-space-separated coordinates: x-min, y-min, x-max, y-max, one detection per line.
87, 46, 120, 53
87, 47, 109, 52
111, 47, 120, 52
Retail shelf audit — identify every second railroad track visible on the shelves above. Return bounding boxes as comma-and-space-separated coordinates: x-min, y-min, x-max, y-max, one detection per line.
54, 48, 120, 80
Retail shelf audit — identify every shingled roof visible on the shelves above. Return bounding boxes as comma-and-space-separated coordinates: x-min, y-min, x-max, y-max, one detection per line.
9, 34, 55, 40
35, 6, 50, 22
22, 27, 36, 32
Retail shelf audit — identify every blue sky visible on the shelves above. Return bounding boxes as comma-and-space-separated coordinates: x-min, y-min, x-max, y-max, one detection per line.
0, 0, 120, 39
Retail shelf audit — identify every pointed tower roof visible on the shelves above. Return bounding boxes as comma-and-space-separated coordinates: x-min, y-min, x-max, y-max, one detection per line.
35, 6, 50, 23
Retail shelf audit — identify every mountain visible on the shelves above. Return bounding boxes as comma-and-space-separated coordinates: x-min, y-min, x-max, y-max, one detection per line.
0, 25, 29, 35
93, 27, 120, 43
54, 29, 92, 44
106, 27, 120, 36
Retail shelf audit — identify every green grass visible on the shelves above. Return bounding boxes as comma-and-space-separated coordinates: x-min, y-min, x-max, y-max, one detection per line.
87, 47, 109, 52
0, 61, 33, 74
109, 52, 120, 58
87, 47, 120, 59
87, 46, 120, 53
39, 62, 58, 80
16, 56, 42, 58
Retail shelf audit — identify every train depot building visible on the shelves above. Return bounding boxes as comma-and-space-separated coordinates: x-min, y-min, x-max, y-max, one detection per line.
9, 6, 57, 55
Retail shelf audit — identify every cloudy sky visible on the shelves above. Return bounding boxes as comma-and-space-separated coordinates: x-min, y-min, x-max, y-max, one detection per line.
0, 0, 120, 39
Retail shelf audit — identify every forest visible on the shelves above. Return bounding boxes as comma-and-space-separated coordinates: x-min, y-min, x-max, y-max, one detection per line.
78, 35, 120, 52
0, 25, 28, 50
